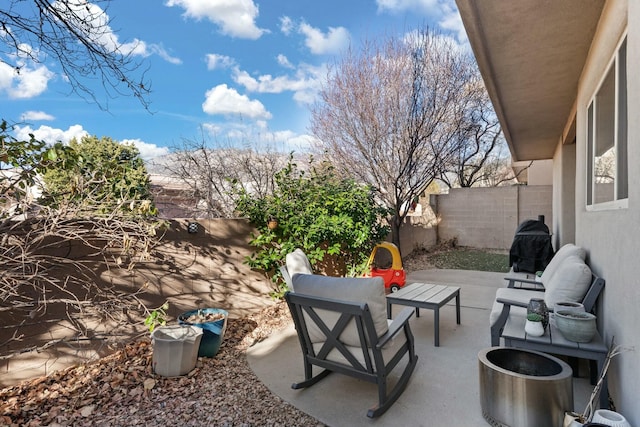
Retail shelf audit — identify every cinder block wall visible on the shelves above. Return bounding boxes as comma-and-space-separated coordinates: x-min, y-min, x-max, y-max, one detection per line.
399, 185, 553, 251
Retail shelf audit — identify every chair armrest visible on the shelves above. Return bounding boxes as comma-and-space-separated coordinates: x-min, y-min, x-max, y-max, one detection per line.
504, 276, 545, 290
377, 307, 414, 348
495, 297, 529, 309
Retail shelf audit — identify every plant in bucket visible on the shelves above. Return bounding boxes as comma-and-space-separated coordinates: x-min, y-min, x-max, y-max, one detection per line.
146, 302, 203, 377
179, 308, 228, 357
524, 312, 545, 337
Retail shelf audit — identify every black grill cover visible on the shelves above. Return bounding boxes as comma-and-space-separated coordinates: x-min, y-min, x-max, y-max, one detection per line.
509, 219, 554, 273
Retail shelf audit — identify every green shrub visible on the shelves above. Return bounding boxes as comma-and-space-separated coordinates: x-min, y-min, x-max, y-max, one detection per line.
234, 156, 390, 298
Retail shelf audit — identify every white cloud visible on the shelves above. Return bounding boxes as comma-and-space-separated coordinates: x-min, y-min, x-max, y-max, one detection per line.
148, 44, 182, 65
233, 69, 309, 93
376, 0, 467, 45
232, 63, 324, 105
20, 111, 55, 121
286, 133, 318, 152
299, 22, 350, 55
209, 122, 316, 153
54, 1, 181, 64
280, 16, 294, 35
0, 62, 54, 99
376, 0, 439, 13
202, 84, 272, 119
438, 3, 468, 44
165, 0, 266, 39
121, 138, 170, 161
277, 54, 294, 69
206, 53, 235, 70
12, 124, 168, 161
13, 124, 88, 145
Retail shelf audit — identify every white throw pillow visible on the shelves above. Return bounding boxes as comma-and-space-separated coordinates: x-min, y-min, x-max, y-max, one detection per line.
544, 255, 592, 307
291, 274, 389, 347
540, 244, 587, 284
285, 249, 313, 290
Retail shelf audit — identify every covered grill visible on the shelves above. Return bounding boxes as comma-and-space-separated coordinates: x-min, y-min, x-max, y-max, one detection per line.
509, 216, 554, 273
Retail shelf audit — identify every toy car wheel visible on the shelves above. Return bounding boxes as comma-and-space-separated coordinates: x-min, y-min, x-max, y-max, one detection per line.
390, 284, 401, 293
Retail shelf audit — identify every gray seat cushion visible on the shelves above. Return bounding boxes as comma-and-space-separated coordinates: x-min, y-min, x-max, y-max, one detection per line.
292, 274, 388, 347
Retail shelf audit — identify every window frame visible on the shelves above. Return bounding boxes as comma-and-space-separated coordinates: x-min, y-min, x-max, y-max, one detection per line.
586, 34, 628, 211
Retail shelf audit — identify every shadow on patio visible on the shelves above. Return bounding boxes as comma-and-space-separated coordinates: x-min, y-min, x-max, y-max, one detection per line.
247, 269, 594, 427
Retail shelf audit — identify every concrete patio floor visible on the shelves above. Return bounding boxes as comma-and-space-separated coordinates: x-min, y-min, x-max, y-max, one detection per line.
247, 269, 595, 427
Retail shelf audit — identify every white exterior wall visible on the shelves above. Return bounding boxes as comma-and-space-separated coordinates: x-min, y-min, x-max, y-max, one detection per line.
552, 142, 577, 249
527, 159, 554, 185
572, 0, 639, 421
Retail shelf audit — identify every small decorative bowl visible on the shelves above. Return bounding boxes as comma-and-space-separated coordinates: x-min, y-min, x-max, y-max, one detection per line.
555, 310, 597, 343
553, 301, 585, 314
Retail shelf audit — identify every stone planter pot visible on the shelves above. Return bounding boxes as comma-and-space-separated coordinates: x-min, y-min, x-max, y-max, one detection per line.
555, 311, 597, 343
151, 325, 202, 377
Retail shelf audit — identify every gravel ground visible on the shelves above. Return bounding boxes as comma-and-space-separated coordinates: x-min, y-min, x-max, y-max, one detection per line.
0, 302, 323, 427
0, 251, 438, 427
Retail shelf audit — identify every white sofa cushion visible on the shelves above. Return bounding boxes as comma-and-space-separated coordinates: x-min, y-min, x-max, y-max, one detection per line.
543, 255, 592, 307
285, 249, 313, 291
291, 274, 388, 347
540, 243, 587, 284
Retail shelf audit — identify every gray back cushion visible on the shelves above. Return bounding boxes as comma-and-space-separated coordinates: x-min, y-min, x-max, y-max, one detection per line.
291, 274, 388, 346
544, 255, 592, 307
541, 244, 587, 284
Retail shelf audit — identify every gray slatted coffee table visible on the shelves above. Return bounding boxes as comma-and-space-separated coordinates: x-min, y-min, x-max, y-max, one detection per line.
386, 282, 461, 346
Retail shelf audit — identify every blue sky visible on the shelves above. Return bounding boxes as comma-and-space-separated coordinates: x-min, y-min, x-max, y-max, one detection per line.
1, 0, 467, 161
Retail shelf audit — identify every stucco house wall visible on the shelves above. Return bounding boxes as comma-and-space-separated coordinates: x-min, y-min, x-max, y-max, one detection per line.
572, 0, 638, 417
455, 0, 638, 421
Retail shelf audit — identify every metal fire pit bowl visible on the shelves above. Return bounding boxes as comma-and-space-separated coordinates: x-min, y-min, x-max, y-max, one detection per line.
478, 347, 573, 427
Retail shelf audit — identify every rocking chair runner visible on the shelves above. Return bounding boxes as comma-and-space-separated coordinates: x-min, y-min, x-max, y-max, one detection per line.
285, 274, 418, 418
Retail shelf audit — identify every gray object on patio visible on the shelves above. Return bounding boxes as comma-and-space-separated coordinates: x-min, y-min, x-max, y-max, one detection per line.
284, 274, 418, 418
490, 251, 604, 347
478, 347, 573, 427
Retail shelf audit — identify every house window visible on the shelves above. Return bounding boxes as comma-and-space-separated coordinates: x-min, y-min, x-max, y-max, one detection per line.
587, 36, 628, 208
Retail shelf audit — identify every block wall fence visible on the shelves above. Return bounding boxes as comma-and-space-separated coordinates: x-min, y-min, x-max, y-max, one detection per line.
398, 185, 553, 254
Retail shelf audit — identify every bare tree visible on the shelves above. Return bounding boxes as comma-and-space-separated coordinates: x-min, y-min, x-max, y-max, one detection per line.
437, 73, 505, 187
1, 0, 150, 108
150, 132, 287, 218
310, 28, 476, 251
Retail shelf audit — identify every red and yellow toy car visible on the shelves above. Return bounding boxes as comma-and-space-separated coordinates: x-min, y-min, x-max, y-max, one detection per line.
365, 242, 406, 293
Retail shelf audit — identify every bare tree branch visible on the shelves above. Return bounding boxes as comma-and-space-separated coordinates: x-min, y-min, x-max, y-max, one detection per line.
0, 0, 151, 109
150, 132, 288, 219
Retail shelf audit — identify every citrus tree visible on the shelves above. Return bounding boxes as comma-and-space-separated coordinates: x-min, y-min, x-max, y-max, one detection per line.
234, 157, 390, 296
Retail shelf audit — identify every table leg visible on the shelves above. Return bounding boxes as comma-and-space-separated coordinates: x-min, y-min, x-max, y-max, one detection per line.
455, 291, 461, 324
434, 307, 440, 347
387, 301, 392, 319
